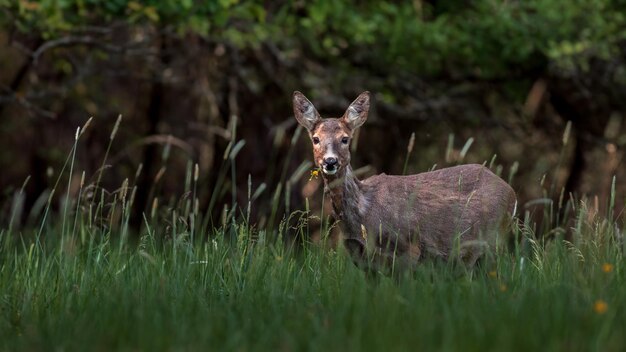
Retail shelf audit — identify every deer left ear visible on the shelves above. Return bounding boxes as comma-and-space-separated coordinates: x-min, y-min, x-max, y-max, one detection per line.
343, 91, 370, 130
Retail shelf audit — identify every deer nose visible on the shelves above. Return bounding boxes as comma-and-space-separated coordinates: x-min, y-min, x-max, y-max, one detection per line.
324, 157, 338, 166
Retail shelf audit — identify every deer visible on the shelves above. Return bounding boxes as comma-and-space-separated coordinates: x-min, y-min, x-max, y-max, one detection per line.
293, 91, 517, 271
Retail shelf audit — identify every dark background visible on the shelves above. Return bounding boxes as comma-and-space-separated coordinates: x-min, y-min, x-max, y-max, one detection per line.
1, 0, 626, 234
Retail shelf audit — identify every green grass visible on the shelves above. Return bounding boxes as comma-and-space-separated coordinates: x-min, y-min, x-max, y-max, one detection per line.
0, 212, 624, 351
1, 121, 625, 351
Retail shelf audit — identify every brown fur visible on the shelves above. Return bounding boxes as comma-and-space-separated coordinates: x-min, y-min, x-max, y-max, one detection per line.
293, 91, 517, 270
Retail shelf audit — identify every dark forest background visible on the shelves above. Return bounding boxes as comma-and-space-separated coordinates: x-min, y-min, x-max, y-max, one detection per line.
2, 0, 626, 235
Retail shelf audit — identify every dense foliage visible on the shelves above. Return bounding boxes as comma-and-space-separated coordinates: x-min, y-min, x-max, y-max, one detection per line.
4, 0, 626, 76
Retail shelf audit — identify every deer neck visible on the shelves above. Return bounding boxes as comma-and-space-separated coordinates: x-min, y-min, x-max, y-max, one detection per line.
322, 165, 366, 237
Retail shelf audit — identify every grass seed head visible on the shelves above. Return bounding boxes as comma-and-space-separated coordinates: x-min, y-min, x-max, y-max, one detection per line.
135, 163, 143, 180
151, 198, 159, 219
120, 178, 129, 202
80, 171, 86, 189
80, 116, 93, 137
110, 114, 122, 140
407, 132, 415, 154
562, 120, 572, 145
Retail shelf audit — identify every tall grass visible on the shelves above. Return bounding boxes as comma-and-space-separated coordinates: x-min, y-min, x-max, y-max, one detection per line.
0, 120, 625, 351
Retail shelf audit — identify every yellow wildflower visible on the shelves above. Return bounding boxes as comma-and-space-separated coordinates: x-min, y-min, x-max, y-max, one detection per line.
488, 271, 497, 278
602, 263, 614, 273
594, 300, 608, 314
499, 284, 507, 292
309, 169, 320, 181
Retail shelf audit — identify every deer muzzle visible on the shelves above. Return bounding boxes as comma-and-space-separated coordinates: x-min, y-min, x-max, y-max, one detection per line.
322, 157, 338, 175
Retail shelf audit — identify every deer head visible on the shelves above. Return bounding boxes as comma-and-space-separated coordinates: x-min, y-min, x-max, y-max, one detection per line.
293, 91, 370, 176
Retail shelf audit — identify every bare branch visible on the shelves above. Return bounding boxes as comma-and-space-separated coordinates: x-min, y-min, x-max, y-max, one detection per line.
30, 33, 158, 64
0, 92, 57, 119
32, 36, 124, 63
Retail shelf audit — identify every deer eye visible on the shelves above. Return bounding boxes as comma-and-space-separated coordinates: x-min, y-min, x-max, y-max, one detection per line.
341, 137, 349, 145
312, 137, 320, 145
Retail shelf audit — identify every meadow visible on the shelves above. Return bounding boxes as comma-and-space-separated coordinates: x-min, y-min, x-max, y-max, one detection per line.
0, 120, 624, 352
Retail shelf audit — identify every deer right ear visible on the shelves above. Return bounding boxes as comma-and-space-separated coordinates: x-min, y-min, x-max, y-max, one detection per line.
293, 91, 320, 131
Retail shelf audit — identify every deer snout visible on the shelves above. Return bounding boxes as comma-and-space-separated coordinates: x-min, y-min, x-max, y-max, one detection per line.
321, 157, 339, 175
324, 157, 338, 166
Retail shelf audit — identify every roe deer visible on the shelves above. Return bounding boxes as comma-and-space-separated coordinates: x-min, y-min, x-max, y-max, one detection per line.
293, 91, 516, 270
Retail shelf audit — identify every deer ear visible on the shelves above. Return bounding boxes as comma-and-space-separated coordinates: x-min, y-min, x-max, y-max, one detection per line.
293, 91, 320, 131
343, 91, 370, 130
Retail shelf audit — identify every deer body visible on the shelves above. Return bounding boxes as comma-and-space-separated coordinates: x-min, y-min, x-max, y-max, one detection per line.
293, 91, 516, 269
